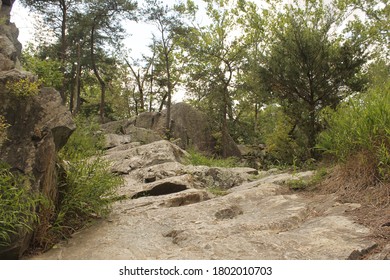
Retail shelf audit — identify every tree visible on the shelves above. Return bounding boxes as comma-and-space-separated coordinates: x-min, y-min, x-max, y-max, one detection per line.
82, 0, 137, 122
259, 0, 367, 159
184, 0, 247, 156
142, 0, 196, 136
124, 49, 156, 115
19, 0, 81, 103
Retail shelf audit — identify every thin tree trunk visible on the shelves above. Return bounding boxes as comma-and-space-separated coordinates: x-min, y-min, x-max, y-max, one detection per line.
90, 23, 106, 123
74, 42, 82, 115
59, 0, 67, 104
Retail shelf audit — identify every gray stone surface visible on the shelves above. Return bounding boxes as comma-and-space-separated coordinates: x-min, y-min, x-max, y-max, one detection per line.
30, 133, 377, 260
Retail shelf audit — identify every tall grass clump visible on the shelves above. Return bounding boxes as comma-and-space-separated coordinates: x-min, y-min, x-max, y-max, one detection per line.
317, 78, 390, 183
33, 117, 122, 250
0, 163, 39, 247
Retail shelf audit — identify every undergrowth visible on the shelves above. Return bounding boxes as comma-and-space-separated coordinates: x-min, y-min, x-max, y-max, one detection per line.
317, 78, 390, 184
0, 162, 39, 247
32, 117, 123, 251
186, 148, 240, 168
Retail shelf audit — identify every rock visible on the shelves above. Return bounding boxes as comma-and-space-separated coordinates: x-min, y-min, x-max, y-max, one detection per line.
0, 84, 75, 259
0, 2, 76, 259
30, 174, 376, 260
103, 134, 132, 149
134, 103, 241, 157
101, 120, 162, 146
0, 1, 21, 71
103, 140, 189, 174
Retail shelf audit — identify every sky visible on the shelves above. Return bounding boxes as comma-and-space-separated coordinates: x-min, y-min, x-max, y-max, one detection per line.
10, 0, 211, 61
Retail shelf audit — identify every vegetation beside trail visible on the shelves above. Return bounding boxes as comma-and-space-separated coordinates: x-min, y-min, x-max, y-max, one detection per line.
32, 117, 123, 251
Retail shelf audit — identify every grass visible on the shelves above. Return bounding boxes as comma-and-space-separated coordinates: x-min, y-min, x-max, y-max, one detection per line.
185, 148, 240, 168
0, 162, 39, 247
32, 116, 123, 251
285, 167, 329, 191
207, 186, 229, 196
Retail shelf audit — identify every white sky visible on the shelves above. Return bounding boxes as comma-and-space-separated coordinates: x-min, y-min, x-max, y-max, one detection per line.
10, 0, 210, 60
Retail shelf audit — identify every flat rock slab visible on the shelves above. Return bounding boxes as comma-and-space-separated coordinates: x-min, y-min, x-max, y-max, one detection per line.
31, 177, 375, 260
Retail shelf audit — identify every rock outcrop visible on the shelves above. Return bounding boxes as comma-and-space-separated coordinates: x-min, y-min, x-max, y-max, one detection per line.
133, 103, 242, 158
0, 1, 75, 259
0, 1, 21, 71
30, 131, 380, 260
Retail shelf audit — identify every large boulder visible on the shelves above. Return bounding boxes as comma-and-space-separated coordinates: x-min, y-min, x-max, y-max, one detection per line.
101, 120, 162, 148
0, 78, 75, 258
133, 103, 241, 157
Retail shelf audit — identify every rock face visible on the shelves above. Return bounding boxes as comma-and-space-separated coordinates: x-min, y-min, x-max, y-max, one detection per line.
0, 2, 75, 259
0, 84, 75, 259
133, 103, 242, 157
30, 131, 379, 260
0, 1, 21, 71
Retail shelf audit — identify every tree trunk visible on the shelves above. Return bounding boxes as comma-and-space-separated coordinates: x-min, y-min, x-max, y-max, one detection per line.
90, 23, 106, 123
74, 42, 82, 115
221, 86, 229, 158
59, 0, 67, 104
308, 103, 317, 159
165, 52, 172, 138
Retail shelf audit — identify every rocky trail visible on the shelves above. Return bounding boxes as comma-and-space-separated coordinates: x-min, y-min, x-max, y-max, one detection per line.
30, 135, 387, 260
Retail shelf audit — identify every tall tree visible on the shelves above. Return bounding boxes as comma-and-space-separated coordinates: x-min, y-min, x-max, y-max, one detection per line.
184, 0, 246, 157
82, 0, 137, 122
19, 0, 81, 103
260, 0, 367, 158
142, 0, 196, 136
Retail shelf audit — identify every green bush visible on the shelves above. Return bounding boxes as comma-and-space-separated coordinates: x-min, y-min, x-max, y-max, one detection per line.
60, 116, 105, 160
317, 78, 390, 180
56, 158, 122, 229
5, 78, 41, 97
58, 117, 121, 227
262, 109, 308, 167
0, 163, 38, 247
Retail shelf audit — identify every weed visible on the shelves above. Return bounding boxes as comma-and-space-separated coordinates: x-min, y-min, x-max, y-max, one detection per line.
285, 168, 329, 191
6, 78, 41, 97
0, 162, 39, 247
185, 148, 240, 168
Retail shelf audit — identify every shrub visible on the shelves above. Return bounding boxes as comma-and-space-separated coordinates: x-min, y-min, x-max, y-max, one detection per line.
60, 116, 105, 160
6, 78, 41, 97
56, 158, 122, 230
262, 110, 308, 167
0, 163, 38, 247
317, 78, 390, 181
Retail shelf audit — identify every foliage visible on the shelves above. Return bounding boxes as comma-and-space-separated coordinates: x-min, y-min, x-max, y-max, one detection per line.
21, 49, 63, 90
0, 163, 39, 247
34, 116, 122, 249
259, 0, 367, 159
60, 116, 105, 160
186, 148, 240, 168
6, 78, 41, 97
317, 75, 390, 181
55, 157, 122, 231
207, 186, 229, 196
285, 168, 329, 191
0, 116, 10, 146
